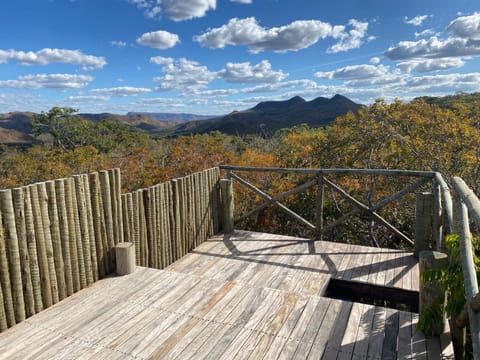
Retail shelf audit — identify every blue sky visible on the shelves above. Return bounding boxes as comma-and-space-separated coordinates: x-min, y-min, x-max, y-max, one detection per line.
0, 0, 479, 115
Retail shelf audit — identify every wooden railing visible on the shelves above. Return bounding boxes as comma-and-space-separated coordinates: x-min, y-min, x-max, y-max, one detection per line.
0, 167, 221, 332
451, 177, 480, 359
220, 165, 452, 249
0, 169, 123, 332
122, 168, 220, 268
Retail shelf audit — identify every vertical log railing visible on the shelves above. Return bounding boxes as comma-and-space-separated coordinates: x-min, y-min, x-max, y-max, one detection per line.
121, 167, 220, 268
0, 166, 221, 333
451, 177, 480, 360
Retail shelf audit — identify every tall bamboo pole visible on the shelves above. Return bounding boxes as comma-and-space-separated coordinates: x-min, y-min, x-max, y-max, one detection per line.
89, 172, 108, 277
143, 188, 153, 267
114, 168, 124, 244
37, 183, 59, 304
122, 194, 130, 245
29, 184, 52, 308
167, 182, 175, 264
23, 187, 42, 313
12, 187, 34, 317
99, 171, 115, 272
109, 169, 119, 246
138, 189, 147, 266
64, 178, 80, 292
55, 179, 73, 296
132, 190, 140, 265
0, 203, 15, 326
45, 181, 66, 301
73, 175, 93, 286
83, 174, 98, 281
69, 178, 86, 289
0, 189, 26, 322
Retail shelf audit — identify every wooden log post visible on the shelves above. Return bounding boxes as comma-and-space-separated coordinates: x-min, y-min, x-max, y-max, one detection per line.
315, 175, 324, 241
55, 179, 74, 296
45, 181, 66, 301
115, 242, 135, 276
419, 250, 448, 336
0, 189, 26, 323
12, 187, 35, 317
0, 200, 15, 327
23, 187, 43, 313
220, 179, 234, 234
414, 192, 434, 257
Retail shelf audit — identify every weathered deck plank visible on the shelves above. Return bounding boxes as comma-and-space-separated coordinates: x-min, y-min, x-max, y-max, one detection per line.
0, 230, 452, 359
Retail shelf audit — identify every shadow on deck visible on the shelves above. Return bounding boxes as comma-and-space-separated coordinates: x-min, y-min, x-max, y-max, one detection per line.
0, 230, 454, 359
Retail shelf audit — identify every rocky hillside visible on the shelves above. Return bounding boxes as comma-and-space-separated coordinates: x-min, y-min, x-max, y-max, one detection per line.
170, 94, 363, 136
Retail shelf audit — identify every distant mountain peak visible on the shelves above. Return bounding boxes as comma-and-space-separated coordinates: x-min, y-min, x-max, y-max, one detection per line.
172, 94, 363, 136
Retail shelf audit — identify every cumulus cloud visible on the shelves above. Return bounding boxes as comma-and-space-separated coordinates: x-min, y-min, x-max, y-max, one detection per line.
385, 13, 480, 70
128, 0, 216, 21
90, 86, 151, 97
315, 64, 391, 80
218, 60, 287, 84
242, 79, 318, 93
404, 72, 480, 93
327, 19, 369, 53
68, 95, 110, 102
385, 36, 480, 60
192, 89, 238, 96
110, 41, 127, 47
396, 58, 465, 73
447, 12, 480, 40
0, 74, 94, 90
404, 15, 429, 26
137, 30, 180, 49
370, 57, 380, 64
194, 17, 369, 53
151, 57, 216, 91
0, 48, 106, 70
415, 29, 435, 38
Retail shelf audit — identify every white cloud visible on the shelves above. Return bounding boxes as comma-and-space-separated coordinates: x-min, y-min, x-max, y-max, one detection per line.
315, 64, 391, 80
396, 58, 465, 73
327, 19, 369, 53
149, 56, 174, 65
136, 30, 180, 49
110, 41, 127, 47
242, 79, 318, 93
230, 0, 252, 3
218, 60, 287, 84
90, 86, 151, 97
68, 95, 110, 102
0, 48, 106, 70
370, 57, 380, 64
384, 36, 480, 60
404, 15, 429, 26
194, 17, 370, 53
192, 88, 238, 96
127, 0, 216, 21
447, 12, 480, 40
404, 72, 480, 93
0, 74, 94, 90
414, 29, 435, 38
194, 17, 334, 53
152, 57, 216, 91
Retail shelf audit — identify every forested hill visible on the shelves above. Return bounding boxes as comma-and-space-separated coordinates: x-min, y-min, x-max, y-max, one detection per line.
169, 94, 363, 136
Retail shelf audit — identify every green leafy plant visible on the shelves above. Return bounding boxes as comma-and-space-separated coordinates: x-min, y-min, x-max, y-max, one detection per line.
418, 233, 480, 358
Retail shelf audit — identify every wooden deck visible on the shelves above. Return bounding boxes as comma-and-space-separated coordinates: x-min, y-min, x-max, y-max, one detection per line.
0, 231, 453, 359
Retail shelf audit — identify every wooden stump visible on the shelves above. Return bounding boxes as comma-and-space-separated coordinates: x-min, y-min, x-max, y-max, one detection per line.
115, 242, 135, 276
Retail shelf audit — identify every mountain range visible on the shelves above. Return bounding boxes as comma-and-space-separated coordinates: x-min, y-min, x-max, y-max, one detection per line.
169, 94, 362, 136
0, 94, 363, 144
